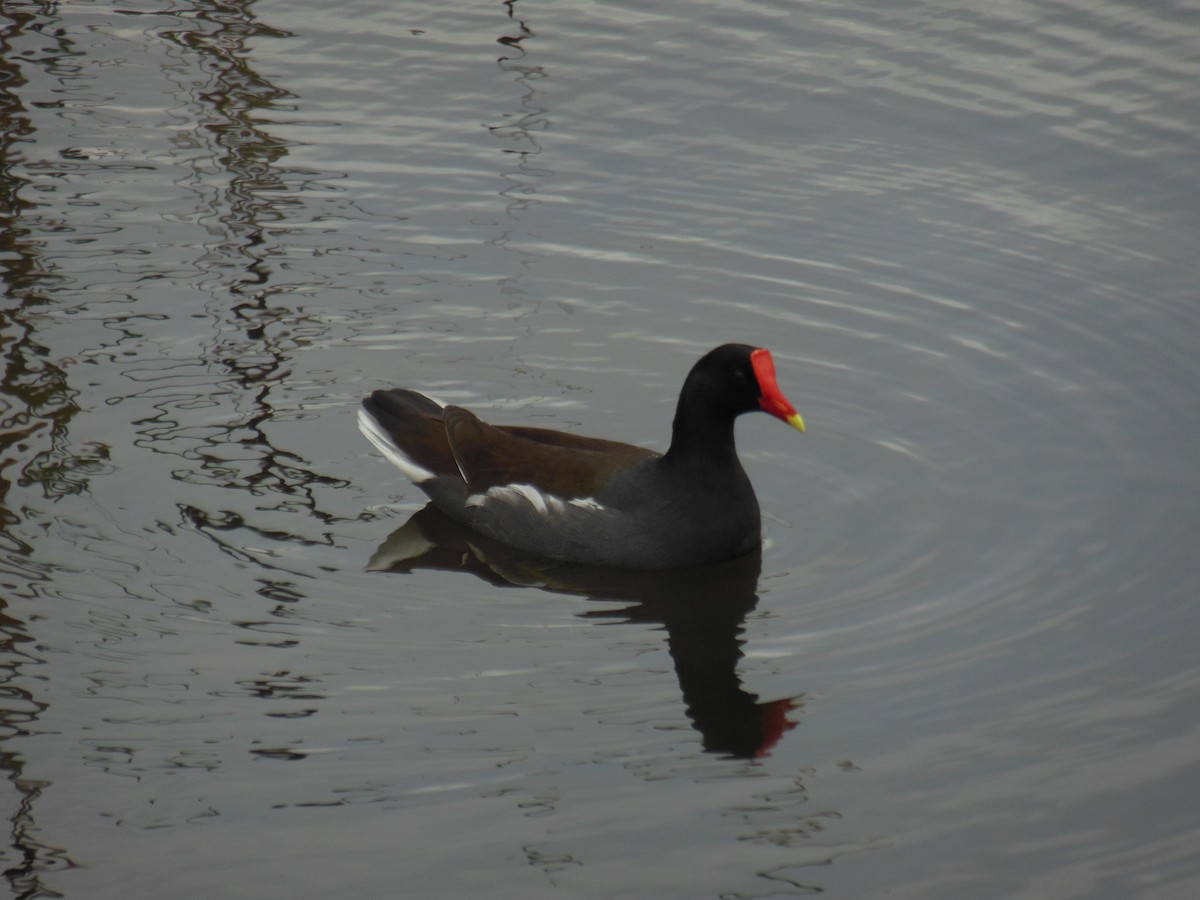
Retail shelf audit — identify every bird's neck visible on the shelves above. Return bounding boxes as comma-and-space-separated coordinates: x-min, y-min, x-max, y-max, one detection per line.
663, 402, 741, 471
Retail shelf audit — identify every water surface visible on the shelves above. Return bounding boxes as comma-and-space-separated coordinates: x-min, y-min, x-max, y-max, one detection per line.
2, 1, 1198, 897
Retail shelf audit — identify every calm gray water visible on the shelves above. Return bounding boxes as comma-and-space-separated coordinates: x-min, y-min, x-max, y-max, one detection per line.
2, 1, 1199, 897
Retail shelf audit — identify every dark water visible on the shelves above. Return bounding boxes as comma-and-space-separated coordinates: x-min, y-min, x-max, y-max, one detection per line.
2, 1, 1198, 897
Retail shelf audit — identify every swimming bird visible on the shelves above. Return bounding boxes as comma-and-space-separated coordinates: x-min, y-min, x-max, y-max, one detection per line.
358, 343, 804, 569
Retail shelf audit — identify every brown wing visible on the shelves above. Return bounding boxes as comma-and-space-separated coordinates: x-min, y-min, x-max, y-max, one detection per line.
498, 424, 658, 455
444, 406, 658, 498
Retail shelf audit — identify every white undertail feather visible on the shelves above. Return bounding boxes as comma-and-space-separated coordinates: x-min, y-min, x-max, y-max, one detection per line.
357, 408, 436, 483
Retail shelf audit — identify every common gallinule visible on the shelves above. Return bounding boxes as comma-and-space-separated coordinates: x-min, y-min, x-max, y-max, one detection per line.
358, 343, 804, 569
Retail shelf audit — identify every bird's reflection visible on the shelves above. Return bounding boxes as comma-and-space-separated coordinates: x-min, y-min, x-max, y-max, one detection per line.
369, 505, 800, 759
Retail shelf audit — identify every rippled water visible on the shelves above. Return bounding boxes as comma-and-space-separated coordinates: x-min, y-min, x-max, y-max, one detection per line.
2, 1, 1199, 897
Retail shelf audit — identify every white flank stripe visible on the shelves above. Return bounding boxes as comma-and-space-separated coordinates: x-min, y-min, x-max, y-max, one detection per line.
464, 484, 605, 517
568, 497, 605, 510
357, 408, 436, 483
508, 483, 552, 515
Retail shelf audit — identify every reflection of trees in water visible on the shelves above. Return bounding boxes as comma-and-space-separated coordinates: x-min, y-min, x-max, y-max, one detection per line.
1, 9, 85, 891
0, 8, 84, 505
486, 0, 551, 308
0, 2, 316, 893
158, 6, 351, 519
